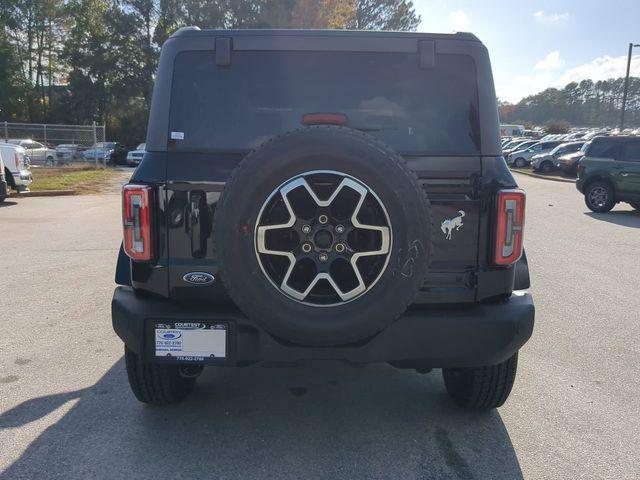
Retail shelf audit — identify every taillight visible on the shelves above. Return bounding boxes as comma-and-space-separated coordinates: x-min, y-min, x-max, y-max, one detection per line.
122, 184, 155, 261
493, 189, 525, 265
302, 113, 348, 126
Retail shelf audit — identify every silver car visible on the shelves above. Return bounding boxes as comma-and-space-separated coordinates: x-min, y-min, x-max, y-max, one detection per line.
531, 141, 585, 172
507, 141, 563, 168
8, 139, 56, 166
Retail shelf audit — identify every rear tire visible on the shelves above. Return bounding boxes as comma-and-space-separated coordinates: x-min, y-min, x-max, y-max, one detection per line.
124, 346, 199, 406
584, 181, 615, 213
4, 168, 15, 190
442, 353, 518, 409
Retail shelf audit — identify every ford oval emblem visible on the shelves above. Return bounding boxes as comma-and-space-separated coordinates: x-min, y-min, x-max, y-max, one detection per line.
157, 330, 182, 341
183, 272, 215, 285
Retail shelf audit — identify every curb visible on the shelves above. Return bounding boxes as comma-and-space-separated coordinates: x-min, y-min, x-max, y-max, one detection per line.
9, 190, 76, 197
511, 169, 576, 184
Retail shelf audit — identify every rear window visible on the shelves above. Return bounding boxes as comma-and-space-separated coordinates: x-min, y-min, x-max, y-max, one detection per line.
169, 50, 480, 155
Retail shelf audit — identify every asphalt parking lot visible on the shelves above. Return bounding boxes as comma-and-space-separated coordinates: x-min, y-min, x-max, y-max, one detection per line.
1, 173, 639, 480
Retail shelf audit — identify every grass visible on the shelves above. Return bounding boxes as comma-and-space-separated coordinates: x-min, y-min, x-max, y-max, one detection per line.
29, 165, 121, 194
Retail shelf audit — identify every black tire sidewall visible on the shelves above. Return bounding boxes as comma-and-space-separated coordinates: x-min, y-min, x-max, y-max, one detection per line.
214, 127, 431, 346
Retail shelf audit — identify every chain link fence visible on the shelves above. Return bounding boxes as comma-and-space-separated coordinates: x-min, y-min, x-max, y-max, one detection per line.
2, 121, 106, 166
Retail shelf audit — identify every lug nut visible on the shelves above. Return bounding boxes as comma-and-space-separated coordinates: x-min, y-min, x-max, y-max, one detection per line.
302, 243, 312, 253
335, 224, 345, 234
302, 224, 311, 234
318, 252, 329, 262
318, 214, 329, 224
335, 243, 345, 253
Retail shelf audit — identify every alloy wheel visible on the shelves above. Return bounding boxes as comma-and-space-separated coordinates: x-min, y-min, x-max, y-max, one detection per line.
588, 186, 608, 208
255, 170, 392, 306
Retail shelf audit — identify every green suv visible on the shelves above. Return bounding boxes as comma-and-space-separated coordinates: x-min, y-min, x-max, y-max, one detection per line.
577, 136, 640, 213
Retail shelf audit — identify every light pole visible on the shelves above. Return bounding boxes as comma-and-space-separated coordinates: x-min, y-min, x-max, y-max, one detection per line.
620, 42, 640, 131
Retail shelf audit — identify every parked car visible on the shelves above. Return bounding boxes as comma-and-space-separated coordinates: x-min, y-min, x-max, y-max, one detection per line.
112, 28, 534, 409
55, 144, 85, 164
0, 156, 8, 203
531, 141, 585, 172
507, 140, 563, 168
7, 139, 56, 166
502, 139, 537, 158
126, 143, 145, 166
577, 136, 640, 212
83, 142, 127, 165
501, 137, 513, 147
556, 141, 591, 175
0, 143, 32, 192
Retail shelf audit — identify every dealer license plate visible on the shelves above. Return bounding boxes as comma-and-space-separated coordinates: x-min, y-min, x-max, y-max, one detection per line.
155, 322, 227, 360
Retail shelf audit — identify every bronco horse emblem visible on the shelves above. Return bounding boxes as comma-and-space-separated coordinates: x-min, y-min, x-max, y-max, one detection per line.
441, 210, 465, 240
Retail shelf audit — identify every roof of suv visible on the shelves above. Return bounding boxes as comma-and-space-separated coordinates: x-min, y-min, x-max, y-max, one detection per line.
170, 27, 482, 43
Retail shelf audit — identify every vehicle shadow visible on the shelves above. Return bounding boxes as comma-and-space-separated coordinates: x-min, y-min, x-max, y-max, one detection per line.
0, 200, 18, 208
585, 210, 640, 228
0, 359, 523, 480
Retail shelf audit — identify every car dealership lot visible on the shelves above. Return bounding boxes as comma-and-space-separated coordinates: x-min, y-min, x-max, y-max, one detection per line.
0, 174, 639, 480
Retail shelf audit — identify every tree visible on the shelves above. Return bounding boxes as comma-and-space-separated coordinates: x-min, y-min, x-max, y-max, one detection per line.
126, 0, 157, 107
1, 0, 425, 142
500, 77, 640, 128
544, 120, 571, 134
352, 0, 420, 30
0, 30, 27, 120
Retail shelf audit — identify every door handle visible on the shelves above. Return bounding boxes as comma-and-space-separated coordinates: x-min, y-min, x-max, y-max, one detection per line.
189, 191, 208, 258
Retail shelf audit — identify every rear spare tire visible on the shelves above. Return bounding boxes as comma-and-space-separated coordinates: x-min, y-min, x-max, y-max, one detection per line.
214, 126, 432, 346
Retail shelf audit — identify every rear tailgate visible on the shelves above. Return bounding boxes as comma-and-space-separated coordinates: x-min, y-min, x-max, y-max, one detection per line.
159, 33, 492, 303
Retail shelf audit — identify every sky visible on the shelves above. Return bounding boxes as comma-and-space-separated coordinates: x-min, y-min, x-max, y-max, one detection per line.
412, 0, 640, 103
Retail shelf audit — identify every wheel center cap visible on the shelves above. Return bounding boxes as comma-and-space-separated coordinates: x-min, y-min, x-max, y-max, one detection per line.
314, 229, 333, 249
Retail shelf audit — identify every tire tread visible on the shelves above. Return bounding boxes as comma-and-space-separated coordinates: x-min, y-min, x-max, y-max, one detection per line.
443, 353, 518, 409
124, 347, 195, 406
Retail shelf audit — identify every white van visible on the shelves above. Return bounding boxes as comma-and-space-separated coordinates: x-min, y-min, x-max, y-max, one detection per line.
0, 143, 32, 192
0, 155, 8, 202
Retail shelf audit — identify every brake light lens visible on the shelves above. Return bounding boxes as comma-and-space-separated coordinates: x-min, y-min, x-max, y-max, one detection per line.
494, 189, 525, 265
302, 113, 348, 126
122, 184, 154, 261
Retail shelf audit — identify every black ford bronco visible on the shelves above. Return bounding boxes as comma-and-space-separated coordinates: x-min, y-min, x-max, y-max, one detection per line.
112, 28, 534, 409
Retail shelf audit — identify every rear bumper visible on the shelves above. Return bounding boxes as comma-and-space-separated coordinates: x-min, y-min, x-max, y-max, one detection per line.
112, 286, 534, 368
